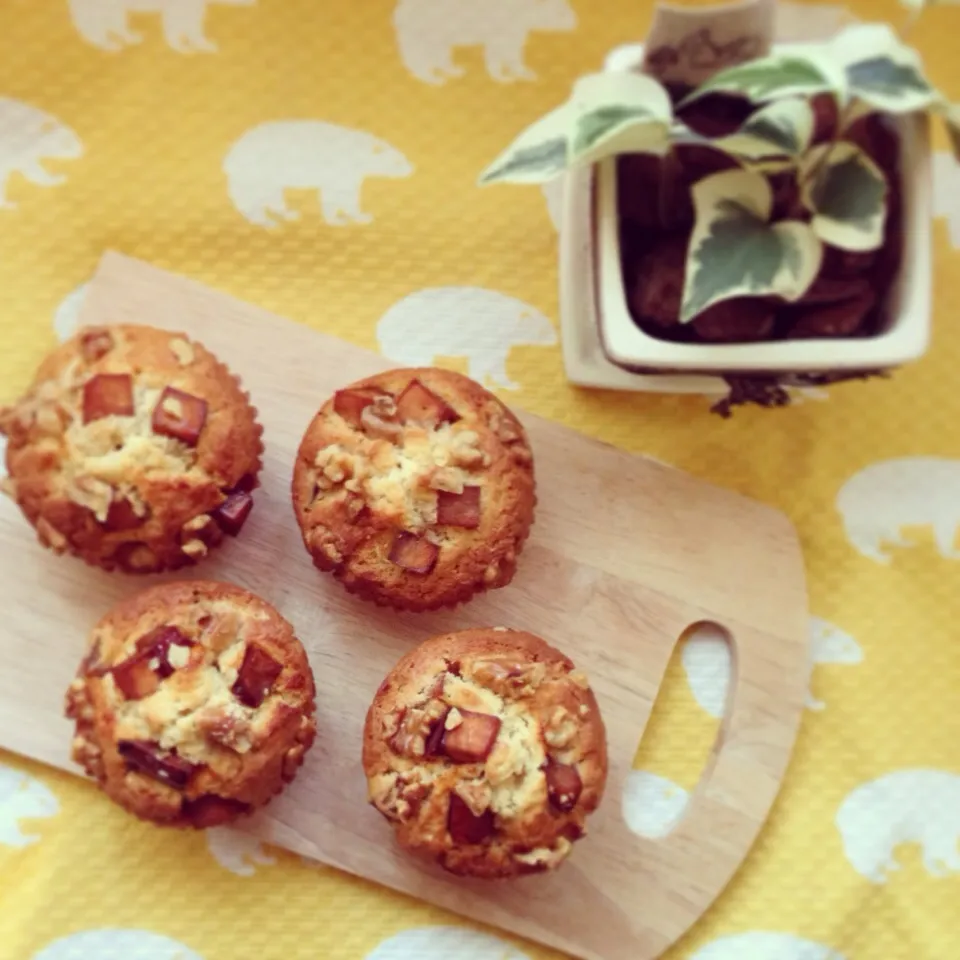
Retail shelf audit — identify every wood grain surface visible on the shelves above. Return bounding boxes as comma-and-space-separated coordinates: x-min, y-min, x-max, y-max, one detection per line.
0, 252, 810, 960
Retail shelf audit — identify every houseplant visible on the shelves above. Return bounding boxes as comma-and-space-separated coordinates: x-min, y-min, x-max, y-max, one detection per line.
479, 19, 959, 414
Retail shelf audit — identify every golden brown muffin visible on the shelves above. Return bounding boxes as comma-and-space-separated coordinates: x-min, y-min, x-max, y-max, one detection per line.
362, 628, 607, 879
65, 580, 317, 828
291, 367, 535, 612
0, 324, 263, 574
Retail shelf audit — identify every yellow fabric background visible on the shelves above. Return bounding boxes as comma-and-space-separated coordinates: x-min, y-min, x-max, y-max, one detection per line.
1, 1, 958, 958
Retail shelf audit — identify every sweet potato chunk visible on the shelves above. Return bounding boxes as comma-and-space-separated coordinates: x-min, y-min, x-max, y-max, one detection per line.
82, 374, 134, 423
424, 710, 449, 757
232, 643, 283, 707
436, 486, 481, 529
117, 739, 196, 788
442, 710, 501, 763
388, 531, 439, 574
212, 490, 253, 536
151, 387, 208, 446
395, 380, 458, 426
448, 793, 495, 844
545, 760, 582, 812
110, 625, 193, 699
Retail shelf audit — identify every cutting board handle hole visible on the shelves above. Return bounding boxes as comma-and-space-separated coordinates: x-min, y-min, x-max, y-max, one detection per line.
622, 621, 734, 840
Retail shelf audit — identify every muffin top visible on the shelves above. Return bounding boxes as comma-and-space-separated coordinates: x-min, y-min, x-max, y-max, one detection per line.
66, 580, 316, 827
0, 324, 262, 572
292, 367, 535, 610
363, 628, 607, 878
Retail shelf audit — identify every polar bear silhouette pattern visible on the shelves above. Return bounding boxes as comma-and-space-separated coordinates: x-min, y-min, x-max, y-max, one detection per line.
0, 99, 82, 209
393, 0, 576, 85
622, 771, 689, 839
67, 0, 255, 53
0, 762, 59, 847
377, 287, 556, 391
836, 456, 960, 563
680, 622, 731, 719
33, 929, 205, 960
53, 281, 90, 342
690, 932, 846, 960
807, 616, 863, 711
836, 768, 960, 883
366, 926, 530, 960
206, 826, 276, 876
223, 121, 413, 228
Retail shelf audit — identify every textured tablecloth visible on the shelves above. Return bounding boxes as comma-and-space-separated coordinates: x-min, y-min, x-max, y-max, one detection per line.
1, 1, 959, 958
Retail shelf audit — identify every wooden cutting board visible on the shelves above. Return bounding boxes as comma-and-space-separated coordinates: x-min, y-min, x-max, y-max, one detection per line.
0, 252, 810, 960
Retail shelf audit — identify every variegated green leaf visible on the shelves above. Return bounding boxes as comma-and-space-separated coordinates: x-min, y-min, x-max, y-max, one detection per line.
479, 105, 571, 184
800, 142, 888, 251
680, 169, 822, 323
479, 71, 672, 185
567, 71, 672, 163
830, 23, 938, 112
680, 55, 833, 105
713, 98, 815, 162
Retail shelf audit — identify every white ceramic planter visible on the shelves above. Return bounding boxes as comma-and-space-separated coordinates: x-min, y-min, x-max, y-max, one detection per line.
586, 46, 933, 381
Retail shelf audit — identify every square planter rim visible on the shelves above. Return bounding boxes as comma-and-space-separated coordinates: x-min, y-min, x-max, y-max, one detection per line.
596, 65, 933, 374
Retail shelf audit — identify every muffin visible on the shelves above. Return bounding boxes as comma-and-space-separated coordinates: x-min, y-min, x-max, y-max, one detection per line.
362, 628, 607, 879
291, 367, 535, 612
65, 580, 317, 828
0, 324, 263, 573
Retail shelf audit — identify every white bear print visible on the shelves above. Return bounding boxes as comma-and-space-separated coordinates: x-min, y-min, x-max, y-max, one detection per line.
0, 99, 82, 209
689, 931, 846, 960
67, 0, 255, 53
393, 0, 576, 85
53, 281, 90, 342
206, 826, 275, 876
932, 150, 960, 249
33, 929, 205, 960
836, 456, 960, 563
0, 762, 59, 848
683, 618, 858, 717
622, 771, 689, 839
836, 769, 960, 883
366, 926, 530, 960
376, 287, 556, 391
680, 623, 731, 719
806, 616, 863, 711
223, 121, 413, 228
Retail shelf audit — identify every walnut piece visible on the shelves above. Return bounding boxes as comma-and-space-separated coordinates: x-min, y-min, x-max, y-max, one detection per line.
454, 779, 493, 817
169, 337, 195, 366
360, 396, 403, 440
543, 706, 577, 749
182, 539, 208, 559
